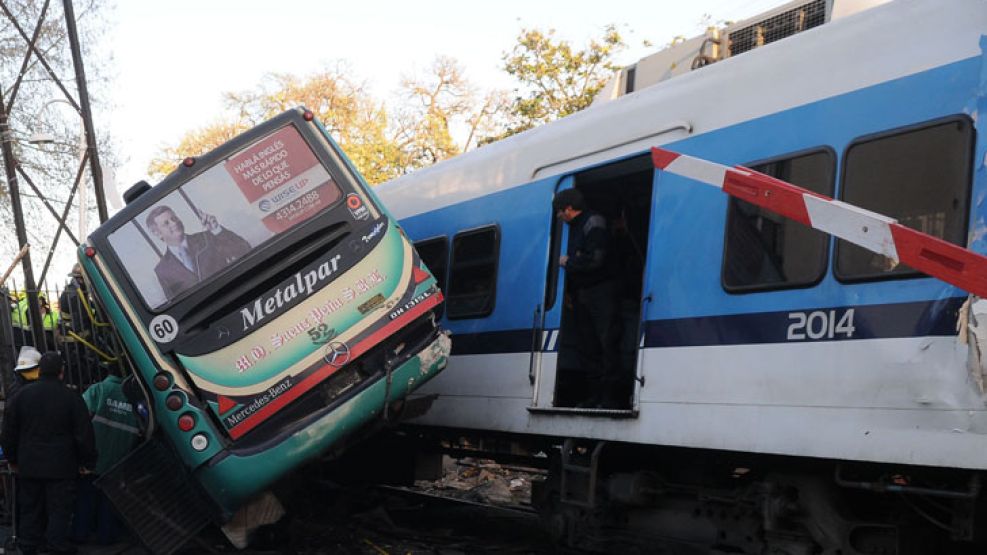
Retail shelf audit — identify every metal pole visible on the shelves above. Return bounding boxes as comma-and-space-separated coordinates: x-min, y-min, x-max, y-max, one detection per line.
0, 88, 47, 350
62, 0, 107, 223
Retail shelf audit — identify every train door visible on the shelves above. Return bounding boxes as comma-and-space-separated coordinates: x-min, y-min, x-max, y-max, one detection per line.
533, 155, 654, 412
529, 174, 572, 410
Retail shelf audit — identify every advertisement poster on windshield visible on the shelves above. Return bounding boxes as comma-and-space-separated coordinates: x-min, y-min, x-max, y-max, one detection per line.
225, 125, 342, 233
107, 124, 346, 309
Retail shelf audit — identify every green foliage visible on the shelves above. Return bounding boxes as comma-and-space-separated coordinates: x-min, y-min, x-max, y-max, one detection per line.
500, 24, 626, 136
0, 0, 115, 283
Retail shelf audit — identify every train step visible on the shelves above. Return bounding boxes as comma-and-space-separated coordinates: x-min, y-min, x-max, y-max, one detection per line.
559, 439, 605, 509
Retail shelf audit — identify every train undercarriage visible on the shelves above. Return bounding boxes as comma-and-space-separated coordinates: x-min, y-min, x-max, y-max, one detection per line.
381, 430, 987, 555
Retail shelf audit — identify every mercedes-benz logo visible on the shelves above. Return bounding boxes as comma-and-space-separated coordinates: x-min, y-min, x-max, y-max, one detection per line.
324, 341, 351, 367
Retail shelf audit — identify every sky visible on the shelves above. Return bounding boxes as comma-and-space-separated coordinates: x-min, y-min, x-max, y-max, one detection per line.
98, 0, 790, 198
12, 0, 790, 286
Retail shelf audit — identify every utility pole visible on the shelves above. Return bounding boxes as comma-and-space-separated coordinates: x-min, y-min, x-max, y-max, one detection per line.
63, 0, 107, 223
0, 0, 107, 353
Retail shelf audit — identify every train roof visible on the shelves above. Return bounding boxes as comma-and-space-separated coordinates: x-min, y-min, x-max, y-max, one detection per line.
591, 0, 892, 104
376, 0, 986, 220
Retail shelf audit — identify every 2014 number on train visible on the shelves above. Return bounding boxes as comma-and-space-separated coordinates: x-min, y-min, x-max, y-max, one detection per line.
786, 309, 855, 341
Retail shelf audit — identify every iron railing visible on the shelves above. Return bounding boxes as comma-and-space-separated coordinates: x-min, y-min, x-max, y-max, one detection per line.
1, 278, 120, 398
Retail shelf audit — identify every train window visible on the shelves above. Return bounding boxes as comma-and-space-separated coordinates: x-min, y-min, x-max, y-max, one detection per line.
836, 116, 973, 281
722, 149, 835, 292
447, 225, 500, 319
414, 237, 449, 294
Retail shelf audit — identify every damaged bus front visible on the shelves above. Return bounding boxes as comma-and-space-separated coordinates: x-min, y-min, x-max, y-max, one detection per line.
79, 107, 449, 550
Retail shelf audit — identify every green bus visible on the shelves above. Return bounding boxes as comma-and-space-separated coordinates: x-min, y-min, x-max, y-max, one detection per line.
79, 107, 449, 550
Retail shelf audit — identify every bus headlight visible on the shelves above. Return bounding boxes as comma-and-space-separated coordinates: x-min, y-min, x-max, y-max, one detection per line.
191, 433, 209, 452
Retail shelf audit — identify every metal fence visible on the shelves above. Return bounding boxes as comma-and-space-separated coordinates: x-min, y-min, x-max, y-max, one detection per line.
0, 277, 120, 398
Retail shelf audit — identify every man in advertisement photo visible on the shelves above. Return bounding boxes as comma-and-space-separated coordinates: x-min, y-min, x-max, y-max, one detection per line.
146, 205, 252, 301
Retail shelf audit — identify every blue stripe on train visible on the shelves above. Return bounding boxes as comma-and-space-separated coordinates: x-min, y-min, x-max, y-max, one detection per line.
644, 297, 963, 347
449, 297, 964, 355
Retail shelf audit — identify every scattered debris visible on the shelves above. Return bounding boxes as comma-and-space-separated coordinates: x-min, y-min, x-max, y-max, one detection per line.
414, 457, 545, 510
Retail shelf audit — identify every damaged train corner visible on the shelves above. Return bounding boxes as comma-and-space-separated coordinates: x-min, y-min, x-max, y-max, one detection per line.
958, 295, 987, 394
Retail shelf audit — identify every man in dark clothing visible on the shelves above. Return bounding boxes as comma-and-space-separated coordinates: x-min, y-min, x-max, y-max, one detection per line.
1, 352, 97, 555
553, 189, 624, 408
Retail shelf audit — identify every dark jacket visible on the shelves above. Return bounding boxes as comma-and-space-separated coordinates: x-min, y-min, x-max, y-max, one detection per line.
154, 228, 251, 301
565, 210, 616, 289
6, 373, 35, 402
1, 375, 97, 479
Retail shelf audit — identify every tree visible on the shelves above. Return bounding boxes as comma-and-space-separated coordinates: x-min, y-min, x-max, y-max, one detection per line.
396, 56, 510, 166
148, 65, 408, 185
150, 58, 508, 185
150, 26, 628, 185
1, 0, 115, 285
147, 120, 251, 177
500, 24, 626, 136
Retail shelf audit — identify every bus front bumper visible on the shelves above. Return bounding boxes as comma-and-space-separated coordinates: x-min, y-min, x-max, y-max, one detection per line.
195, 332, 451, 518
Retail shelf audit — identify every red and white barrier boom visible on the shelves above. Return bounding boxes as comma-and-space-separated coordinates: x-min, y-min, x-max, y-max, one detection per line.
651, 147, 987, 298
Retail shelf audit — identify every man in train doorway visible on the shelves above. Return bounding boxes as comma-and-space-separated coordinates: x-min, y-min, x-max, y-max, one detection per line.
554, 188, 624, 409
146, 205, 252, 301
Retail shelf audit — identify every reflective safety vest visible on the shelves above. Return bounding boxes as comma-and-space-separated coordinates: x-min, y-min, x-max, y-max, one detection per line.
11, 295, 59, 331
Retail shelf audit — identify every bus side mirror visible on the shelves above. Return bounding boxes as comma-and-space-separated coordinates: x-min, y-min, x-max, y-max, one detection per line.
123, 181, 151, 205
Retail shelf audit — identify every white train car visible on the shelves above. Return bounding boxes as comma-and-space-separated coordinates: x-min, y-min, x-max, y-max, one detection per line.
376, 0, 987, 552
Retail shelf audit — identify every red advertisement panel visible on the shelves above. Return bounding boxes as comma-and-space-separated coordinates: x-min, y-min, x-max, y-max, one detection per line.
224, 126, 340, 233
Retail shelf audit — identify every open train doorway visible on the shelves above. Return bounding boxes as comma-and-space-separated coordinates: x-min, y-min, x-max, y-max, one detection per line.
551, 154, 653, 411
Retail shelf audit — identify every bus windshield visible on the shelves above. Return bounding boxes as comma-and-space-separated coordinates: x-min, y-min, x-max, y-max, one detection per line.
108, 124, 344, 309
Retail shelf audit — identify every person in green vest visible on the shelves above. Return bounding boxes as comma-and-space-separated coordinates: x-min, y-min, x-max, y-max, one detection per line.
72, 366, 140, 545
10, 293, 32, 351
10, 292, 60, 351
